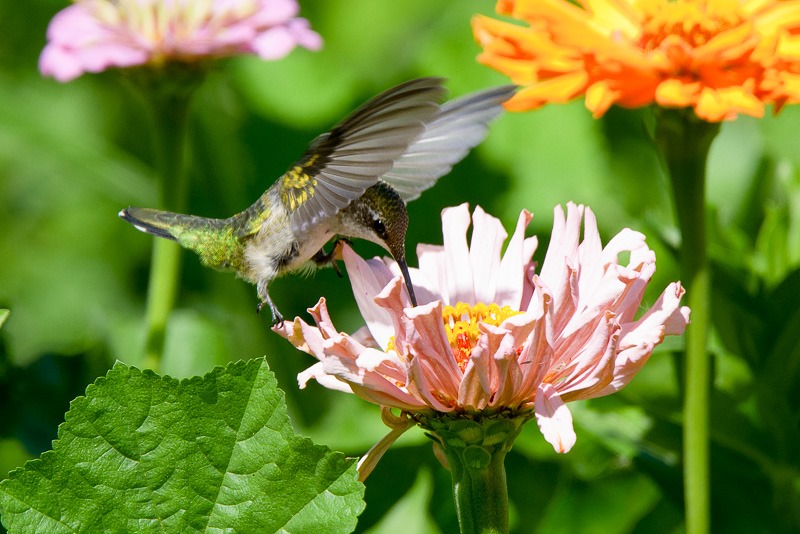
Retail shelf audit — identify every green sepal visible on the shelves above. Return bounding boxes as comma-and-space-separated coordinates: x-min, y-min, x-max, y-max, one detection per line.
416, 410, 533, 534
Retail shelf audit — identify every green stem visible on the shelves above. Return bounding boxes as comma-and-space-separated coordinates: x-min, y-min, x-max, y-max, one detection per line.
139, 81, 194, 371
446, 445, 509, 534
654, 108, 720, 534
419, 413, 528, 534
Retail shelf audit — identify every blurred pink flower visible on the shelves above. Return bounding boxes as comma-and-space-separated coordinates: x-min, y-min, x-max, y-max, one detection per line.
276, 203, 689, 461
40, 0, 322, 82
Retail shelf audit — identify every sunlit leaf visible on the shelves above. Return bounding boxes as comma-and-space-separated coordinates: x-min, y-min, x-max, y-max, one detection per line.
0, 359, 364, 533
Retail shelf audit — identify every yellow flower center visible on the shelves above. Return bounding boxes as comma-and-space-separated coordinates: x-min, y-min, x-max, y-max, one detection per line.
385, 302, 522, 372
443, 302, 522, 371
638, 0, 745, 50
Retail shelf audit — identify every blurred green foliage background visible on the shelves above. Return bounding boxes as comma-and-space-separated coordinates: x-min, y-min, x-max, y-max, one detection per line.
2, 1, 800, 532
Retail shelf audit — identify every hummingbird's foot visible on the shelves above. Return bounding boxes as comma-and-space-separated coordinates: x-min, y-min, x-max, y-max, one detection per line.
312, 248, 341, 277
256, 286, 284, 326
257, 300, 285, 326
312, 239, 352, 278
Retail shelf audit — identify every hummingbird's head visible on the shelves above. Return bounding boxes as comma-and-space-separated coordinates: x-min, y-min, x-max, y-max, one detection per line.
343, 182, 418, 306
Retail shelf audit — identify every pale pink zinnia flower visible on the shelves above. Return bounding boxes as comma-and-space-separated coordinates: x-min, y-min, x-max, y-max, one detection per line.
276, 203, 689, 474
40, 0, 323, 82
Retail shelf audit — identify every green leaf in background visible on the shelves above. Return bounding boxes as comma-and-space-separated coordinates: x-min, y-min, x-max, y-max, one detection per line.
364, 469, 440, 534
0, 75, 155, 366
0, 359, 365, 533
535, 470, 661, 534
0, 310, 7, 331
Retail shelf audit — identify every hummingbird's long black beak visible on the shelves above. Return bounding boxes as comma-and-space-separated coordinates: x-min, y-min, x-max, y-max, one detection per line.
396, 257, 418, 307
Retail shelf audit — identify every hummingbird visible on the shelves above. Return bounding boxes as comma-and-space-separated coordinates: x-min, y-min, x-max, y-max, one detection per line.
120, 78, 515, 324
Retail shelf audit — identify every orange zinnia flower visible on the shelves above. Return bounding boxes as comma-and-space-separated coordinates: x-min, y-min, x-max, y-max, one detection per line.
473, 0, 800, 121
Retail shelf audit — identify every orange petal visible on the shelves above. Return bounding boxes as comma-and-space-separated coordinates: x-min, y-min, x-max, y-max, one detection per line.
510, 0, 624, 46
580, 0, 642, 39
655, 78, 701, 107
472, 15, 533, 53
695, 23, 758, 63
585, 80, 621, 117
477, 52, 538, 85
764, 70, 800, 103
776, 32, 800, 60
694, 86, 765, 121
752, 0, 800, 34
496, 0, 515, 16
781, 72, 800, 100
743, 0, 773, 17
505, 71, 589, 111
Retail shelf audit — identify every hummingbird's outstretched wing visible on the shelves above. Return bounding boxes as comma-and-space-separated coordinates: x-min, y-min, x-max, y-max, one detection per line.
380, 84, 517, 201
281, 77, 447, 235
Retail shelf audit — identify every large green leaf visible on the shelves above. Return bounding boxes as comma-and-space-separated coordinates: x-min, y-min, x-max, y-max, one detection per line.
0, 359, 364, 533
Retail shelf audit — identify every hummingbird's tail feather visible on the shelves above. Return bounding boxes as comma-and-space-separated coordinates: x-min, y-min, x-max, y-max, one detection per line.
119, 207, 181, 240
120, 207, 243, 272
382, 84, 517, 201
119, 207, 226, 241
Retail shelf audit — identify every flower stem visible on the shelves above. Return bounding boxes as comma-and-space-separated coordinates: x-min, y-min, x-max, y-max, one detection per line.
655, 108, 720, 534
420, 413, 528, 534
137, 78, 195, 371
447, 445, 509, 534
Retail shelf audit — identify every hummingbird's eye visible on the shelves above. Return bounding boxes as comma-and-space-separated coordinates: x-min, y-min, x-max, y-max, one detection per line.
372, 219, 387, 237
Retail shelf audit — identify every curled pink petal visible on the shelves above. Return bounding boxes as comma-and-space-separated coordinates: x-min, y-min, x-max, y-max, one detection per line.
535, 383, 577, 453
320, 338, 428, 411
343, 244, 397, 351
298, 362, 352, 393
539, 203, 582, 310
555, 312, 619, 401
475, 322, 529, 408
597, 282, 690, 395
400, 302, 463, 404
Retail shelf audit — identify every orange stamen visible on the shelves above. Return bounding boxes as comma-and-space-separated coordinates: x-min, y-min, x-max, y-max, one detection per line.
442, 302, 522, 371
